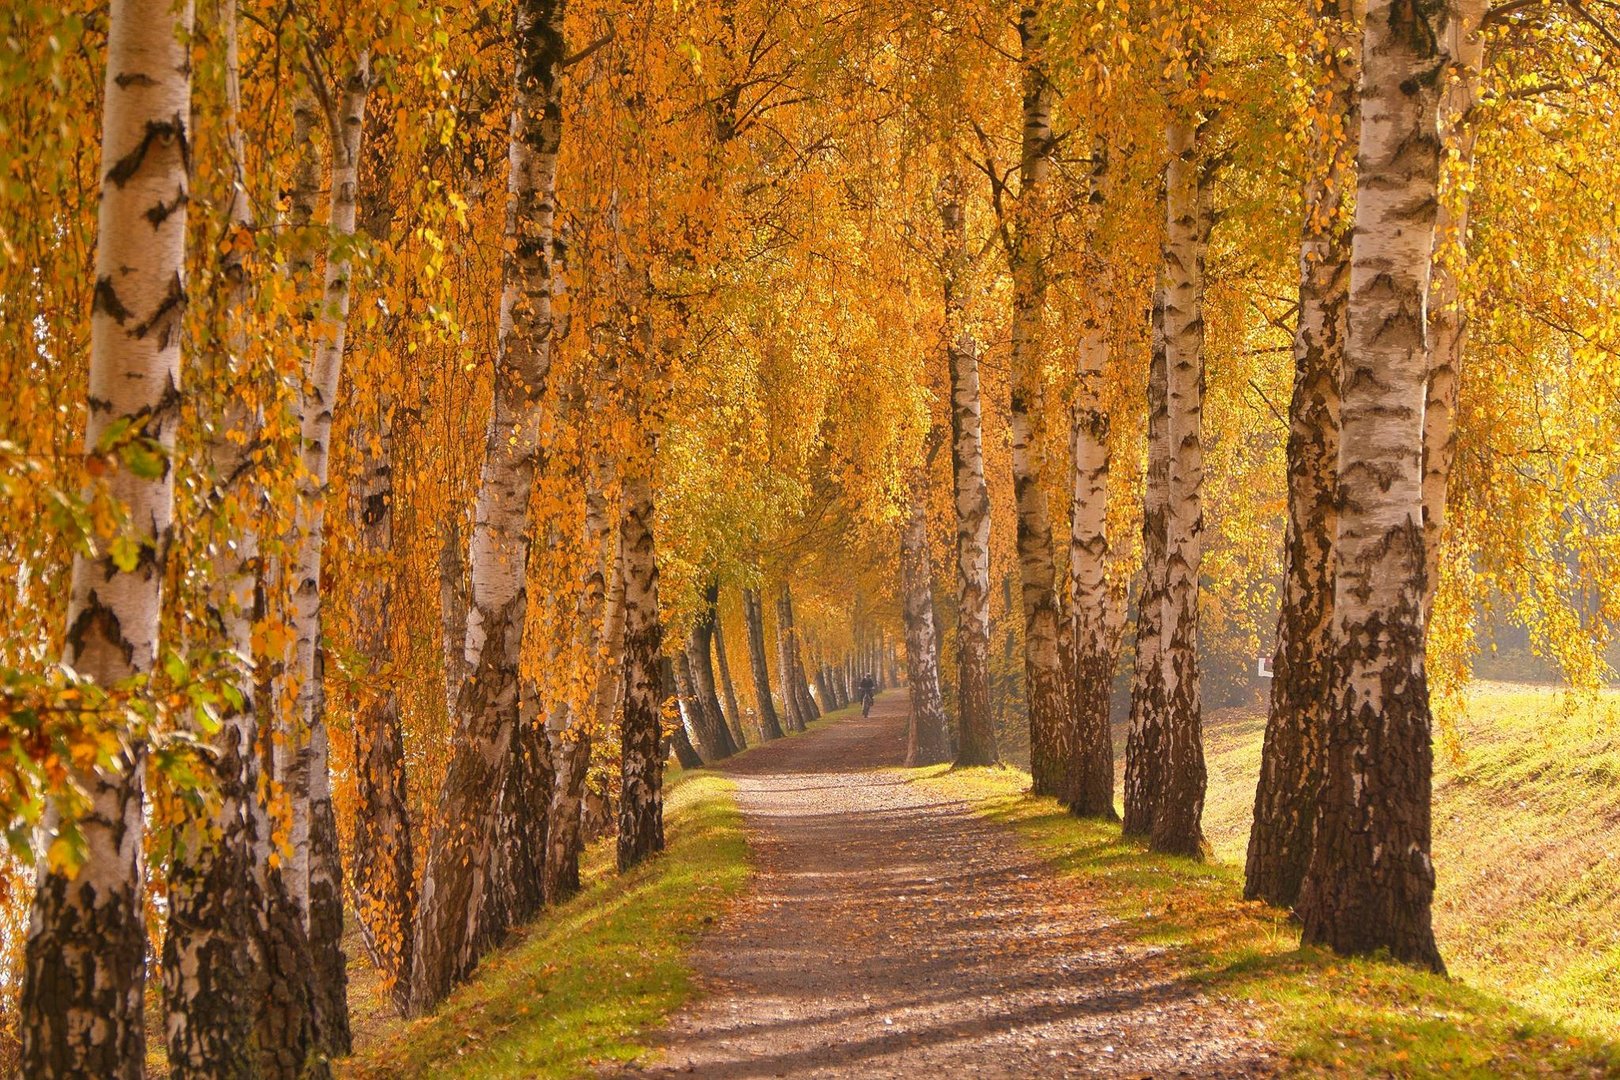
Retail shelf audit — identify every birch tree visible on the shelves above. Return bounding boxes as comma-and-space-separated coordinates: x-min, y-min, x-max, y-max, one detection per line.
1296, 0, 1450, 972
1061, 147, 1119, 819
939, 173, 998, 768
1246, 0, 1360, 909
1007, 0, 1072, 800
742, 587, 786, 739
1124, 288, 1170, 837
619, 461, 667, 870
1149, 38, 1214, 859
285, 52, 373, 1052
900, 471, 951, 765
162, 0, 270, 1067
409, 0, 567, 1013
21, 1, 193, 1072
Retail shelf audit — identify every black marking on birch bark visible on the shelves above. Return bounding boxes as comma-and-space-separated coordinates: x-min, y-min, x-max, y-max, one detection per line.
145, 188, 188, 228
106, 115, 191, 187
131, 272, 187, 350
64, 594, 137, 669
93, 277, 133, 324
113, 70, 157, 88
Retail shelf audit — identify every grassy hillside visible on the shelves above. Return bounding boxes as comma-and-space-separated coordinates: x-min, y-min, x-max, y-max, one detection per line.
342, 772, 749, 1079
1202, 682, 1620, 1040
916, 762, 1620, 1077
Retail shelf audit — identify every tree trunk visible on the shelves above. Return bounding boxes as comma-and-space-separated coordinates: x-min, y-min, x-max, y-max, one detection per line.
408, 0, 566, 1014
479, 684, 550, 952
686, 585, 739, 760
1422, 0, 1486, 625
619, 466, 668, 869
901, 473, 952, 765
1245, 0, 1358, 909
545, 462, 619, 903
278, 54, 373, 1054
674, 650, 712, 764
811, 654, 834, 714
1124, 287, 1170, 837
1150, 102, 1212, 860
346, 394, 416, 1012
781, 587, 820, 723
21, 2, 192, 1072
254, 562, 323, 1079
1010, 1, 1071, 800
22, 2, 192, 1075
161, 0, 270, 1069
440, 517, 470, 716
787, 605, 816, 722
743, 587, 785, 739
712, 605, 747, 745
1062, 278, 1118, 820
776, 590, 806, 732
1296, 0, 1448, 972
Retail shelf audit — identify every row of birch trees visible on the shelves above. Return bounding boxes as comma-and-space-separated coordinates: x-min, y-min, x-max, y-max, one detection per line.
7, 0, 1620, 1070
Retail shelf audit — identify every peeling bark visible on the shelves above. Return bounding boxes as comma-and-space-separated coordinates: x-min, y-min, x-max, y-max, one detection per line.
1062, 278, 1118, 820
941, 172, 999, 763
1009, 1, 1071, 799
162, 0, 269, 1069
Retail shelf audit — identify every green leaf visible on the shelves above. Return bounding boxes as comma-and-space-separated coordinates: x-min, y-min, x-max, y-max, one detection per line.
108, 534, 141, 573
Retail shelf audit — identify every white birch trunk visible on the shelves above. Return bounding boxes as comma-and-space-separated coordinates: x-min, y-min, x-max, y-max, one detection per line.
22, 1, 193, 1072
618, 460, 666, 870
900, 472, 951, 765
939, 179, 997, 766
1422, 0, 1487, 624
1063, 280, 1117, 818
162, 0, 272, 1068
1246, 0, 1360, 909
1297, 0, 1450, 972
1151, 108, 1212, 858
284, 54, 372, 1054
409, 0, 567, 1013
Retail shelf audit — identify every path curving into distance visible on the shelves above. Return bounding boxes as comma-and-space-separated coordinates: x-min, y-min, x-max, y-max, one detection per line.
615, 691, 1274, 1079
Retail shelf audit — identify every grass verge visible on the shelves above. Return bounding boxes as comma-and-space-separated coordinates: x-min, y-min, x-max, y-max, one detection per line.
343, 771, 749, 1079
913, 764, 1620, 1078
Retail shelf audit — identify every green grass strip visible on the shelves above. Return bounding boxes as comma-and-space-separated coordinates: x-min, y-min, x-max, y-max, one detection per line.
345, 772, 749, 1079
912, 764, 1620, 1079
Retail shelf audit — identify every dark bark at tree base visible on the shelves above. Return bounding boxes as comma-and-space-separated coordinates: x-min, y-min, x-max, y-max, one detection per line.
742, 588, 785, 740
308, 796, 352, 1055
1061, 641, 1118, 820
23, 858, 149, 1078
257, 871, 328, 1080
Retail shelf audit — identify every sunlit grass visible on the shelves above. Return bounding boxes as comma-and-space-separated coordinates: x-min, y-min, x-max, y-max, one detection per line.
343, 772, 749, 1079
1201, 682, 1620, 1042
914, 763, 1620, 1078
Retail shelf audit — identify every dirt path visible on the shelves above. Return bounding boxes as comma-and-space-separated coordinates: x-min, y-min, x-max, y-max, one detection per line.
616, 692, 1274, 1078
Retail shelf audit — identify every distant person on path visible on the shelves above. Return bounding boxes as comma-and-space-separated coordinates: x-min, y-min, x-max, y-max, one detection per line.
858, 672, 876, 716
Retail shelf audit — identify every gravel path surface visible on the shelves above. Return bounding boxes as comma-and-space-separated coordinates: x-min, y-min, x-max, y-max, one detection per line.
615, 692, 1275, 1078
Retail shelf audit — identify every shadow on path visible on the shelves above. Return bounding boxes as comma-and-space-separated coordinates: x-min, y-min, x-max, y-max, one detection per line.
611, 692, 1274, 1079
